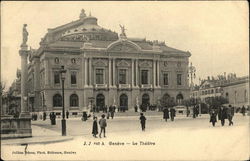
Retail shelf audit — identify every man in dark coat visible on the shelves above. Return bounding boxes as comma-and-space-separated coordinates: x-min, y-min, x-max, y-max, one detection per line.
49, 112, 52, 124
163, 107, 169, 122
241, 105, 246, 116
139, 113, 146, 131
218, 106, 227, 126
66, 110, 69, 119
92, 117, 98, 138
134, 105, 138, 112
110, 106, 115, 119
193, 106, 196, 118
170, 107, 176, 121
51, 112, 56, 125
43, 111, 47, 121
227, 105, 234, 126
210, 109, 217, 127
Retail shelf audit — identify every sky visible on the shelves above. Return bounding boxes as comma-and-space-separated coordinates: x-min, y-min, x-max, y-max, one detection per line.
1, 1, 249, 89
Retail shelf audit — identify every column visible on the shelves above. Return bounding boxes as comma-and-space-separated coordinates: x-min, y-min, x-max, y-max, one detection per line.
153, 60, 156, 87
157, 60, 160, 87
44, 58, 49, 87
109, 59, 112, 87
19, 49, 30, 118
112, 58, 115, 86
131, 59, 134, 87
33, 57, 41, 111
135, 59, 138, 87
84, 58, 88, 87
89, 58, 92, 87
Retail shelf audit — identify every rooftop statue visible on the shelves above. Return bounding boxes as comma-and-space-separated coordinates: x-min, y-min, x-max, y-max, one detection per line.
79, 9, 86, 19
22, 24, 28, 46
119, 24, 126, 37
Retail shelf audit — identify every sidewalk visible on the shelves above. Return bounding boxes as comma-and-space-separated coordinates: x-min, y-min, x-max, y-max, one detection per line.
1, 125, 73, 145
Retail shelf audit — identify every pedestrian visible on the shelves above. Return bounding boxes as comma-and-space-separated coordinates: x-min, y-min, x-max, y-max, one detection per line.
43, 111, 47, 121
92, 117, 98, 138
218, 106, 227, 126
66, 110, 69, 119
134, 105, 138, 112
139, 113, 146, 131
192, 106, 196, 118
170, 107, 176, 121
99, 114, 107, 138
49, 112, 52, 124
163, 107, 169, 122
186, 107, 190, 117
82, 112, 88, 121
52, 112, 56, 125
241, 105, 246, 116
209, 109, 217, 127
110, 106, 115, 119
227, 105, 234, 126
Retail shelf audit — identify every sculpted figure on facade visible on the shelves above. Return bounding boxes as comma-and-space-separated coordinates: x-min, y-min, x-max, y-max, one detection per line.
119, 24, 126, 37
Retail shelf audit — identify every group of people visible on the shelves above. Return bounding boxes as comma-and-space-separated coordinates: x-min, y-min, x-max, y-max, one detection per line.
209, 105, 235, 127
92, 114, 107, 138
163, 107, 176, 122
91, 112, 147, 138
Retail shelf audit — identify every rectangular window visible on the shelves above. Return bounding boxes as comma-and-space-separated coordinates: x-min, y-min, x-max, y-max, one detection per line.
71, 72, 77, 85
141, 70, 148, 84
96, 69, 104, 84
177, 74, 182, 85
54, 71, 60, 84
119, 69, 126, 84
163, 73, 169, 85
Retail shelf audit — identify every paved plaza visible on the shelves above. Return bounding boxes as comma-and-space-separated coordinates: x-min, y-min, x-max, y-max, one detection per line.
1, 113, 249, 160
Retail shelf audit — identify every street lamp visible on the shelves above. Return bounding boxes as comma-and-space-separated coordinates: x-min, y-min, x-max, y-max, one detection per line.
60, 65, 67, 136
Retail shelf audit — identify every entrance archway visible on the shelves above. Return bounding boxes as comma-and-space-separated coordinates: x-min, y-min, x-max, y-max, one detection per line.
142, 94, 150, 106
120, 94, 128, 111
176, 93, 184, 105
96, 94, 105, 109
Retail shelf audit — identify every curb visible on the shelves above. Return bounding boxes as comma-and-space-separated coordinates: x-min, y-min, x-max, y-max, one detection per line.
1, 136, 73, 146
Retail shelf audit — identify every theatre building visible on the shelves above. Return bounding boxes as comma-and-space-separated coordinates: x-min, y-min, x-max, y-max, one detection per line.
27, 9, 191, 114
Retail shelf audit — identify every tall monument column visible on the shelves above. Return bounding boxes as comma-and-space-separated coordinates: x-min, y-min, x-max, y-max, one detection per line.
19, 24, 31, 118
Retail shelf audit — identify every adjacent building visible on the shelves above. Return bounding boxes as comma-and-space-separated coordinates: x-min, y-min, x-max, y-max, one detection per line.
191, 74, 249, 107
26, 9, 191, 114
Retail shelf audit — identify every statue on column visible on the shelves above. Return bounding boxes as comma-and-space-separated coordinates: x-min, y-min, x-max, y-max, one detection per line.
22, 24, 28, 47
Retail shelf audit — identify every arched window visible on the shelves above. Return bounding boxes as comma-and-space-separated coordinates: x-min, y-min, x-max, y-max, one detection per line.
96, 94, 105, 109
142, 93, 150, 106
53, 94, 62, 107
163, 93, 170, 100
120, 94, 128, 110
70, 94, 79, 107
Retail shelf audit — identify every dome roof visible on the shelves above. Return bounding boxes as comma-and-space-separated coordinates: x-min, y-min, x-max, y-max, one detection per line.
60, 15, 118, 41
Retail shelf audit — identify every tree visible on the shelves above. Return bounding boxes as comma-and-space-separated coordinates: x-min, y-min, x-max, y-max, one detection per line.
160, 96, 176, 108
205, 96, 228, 110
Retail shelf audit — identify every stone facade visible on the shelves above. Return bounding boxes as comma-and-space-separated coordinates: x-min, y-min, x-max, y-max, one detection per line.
27, 10, 191, 114
191, 75, 249, 107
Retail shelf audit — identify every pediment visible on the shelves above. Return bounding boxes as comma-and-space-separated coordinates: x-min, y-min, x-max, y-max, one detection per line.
117, 60, 130, 67
139, 60, 152, 68
107, 40, 141, 52
93, 59, 107, 67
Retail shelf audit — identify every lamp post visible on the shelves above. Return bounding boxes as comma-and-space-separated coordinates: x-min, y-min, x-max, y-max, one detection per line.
60, 66, 67, 136
188, 62, 197, 116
